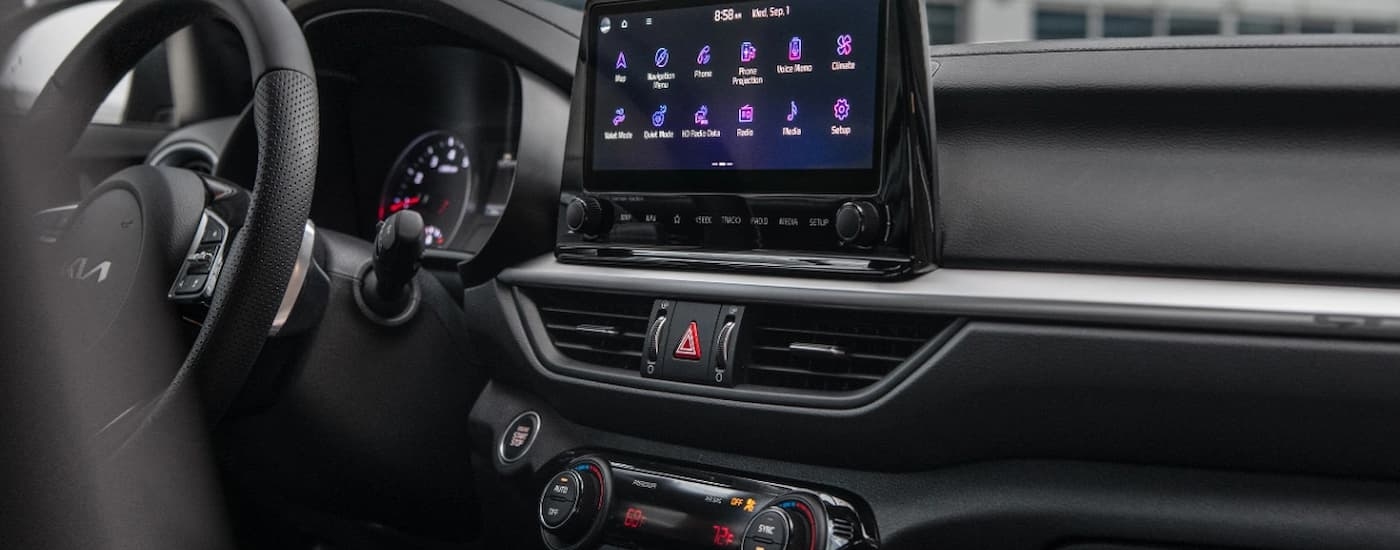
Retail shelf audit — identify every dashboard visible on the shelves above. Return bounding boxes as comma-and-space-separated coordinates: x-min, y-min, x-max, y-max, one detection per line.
133, 1, 1400, 550
215, 13, 519, 259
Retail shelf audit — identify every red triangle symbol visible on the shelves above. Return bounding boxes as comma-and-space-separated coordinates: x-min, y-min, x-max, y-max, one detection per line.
674, 321, 703, 360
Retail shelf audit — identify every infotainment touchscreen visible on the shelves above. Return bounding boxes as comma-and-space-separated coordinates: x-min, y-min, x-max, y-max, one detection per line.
585, 0, 884, 193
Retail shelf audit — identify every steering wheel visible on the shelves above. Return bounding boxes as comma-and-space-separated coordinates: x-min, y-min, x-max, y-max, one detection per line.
1, 0, 315, 545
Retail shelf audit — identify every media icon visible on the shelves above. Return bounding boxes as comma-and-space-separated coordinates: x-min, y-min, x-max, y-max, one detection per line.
697, 45, 712, 65
833, 98, 851, 121
652, 105, 668, 127
612, 108, 626, 127
738, 104, 754, 123
694, 105, 710, 126
788, 37, 803, 61
740, 41, 757, 63
615, 51, 628, 70
786, 101, 798, 122
600, 17, 611, 34
654, 47, 669, 68
836, 34, 853, 56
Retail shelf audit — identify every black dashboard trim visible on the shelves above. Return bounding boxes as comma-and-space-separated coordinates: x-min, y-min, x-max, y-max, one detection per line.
511, 286, 966, 409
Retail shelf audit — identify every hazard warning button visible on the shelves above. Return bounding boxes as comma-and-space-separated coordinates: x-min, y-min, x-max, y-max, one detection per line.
656, 302, 721, 383
674, 321, 703, 361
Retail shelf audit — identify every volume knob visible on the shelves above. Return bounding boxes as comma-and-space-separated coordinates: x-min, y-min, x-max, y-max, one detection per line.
834, 201, 884, 248
566, 196, 611, 237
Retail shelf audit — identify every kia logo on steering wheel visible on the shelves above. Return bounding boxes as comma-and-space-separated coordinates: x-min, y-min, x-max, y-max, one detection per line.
65, 257, 111, 283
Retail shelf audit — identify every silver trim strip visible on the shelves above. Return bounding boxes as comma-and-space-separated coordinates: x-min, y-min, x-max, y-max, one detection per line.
270, 222, 316, 336
500, 256, 1400, 338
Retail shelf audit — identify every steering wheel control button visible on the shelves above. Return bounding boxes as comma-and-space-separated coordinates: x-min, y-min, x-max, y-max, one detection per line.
169, 211, 228, 304
174, 274, 208, 295
499, 411, 541, 464
199, 222, 226, 243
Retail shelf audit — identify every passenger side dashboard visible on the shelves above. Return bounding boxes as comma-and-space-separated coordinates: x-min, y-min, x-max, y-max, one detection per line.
465, 30, 1400, 550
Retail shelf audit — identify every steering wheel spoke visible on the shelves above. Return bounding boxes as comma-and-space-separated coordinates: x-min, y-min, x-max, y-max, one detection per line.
32, 203, 79, 244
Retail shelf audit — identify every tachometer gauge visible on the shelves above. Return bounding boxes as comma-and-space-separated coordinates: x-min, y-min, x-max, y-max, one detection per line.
378, 131, 472, 248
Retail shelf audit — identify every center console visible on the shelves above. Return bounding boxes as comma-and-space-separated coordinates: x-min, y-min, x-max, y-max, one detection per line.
536, 454, 876, 550
557, 0, 935, 278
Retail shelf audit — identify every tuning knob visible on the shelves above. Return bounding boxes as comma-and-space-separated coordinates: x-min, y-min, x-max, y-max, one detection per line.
834, 201, 884, 248
540, 459, 611, 550
744, 493, 826, 550
565, 196, 611, 237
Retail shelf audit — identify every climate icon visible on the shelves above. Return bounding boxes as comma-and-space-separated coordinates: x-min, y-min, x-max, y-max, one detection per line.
836, 34, 853, 56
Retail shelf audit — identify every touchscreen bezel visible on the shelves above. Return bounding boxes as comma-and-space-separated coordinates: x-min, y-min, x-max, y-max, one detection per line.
582, 0, 889, 195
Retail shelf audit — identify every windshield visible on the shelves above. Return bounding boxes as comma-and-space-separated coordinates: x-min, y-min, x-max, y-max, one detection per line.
540, 0, 1400, 43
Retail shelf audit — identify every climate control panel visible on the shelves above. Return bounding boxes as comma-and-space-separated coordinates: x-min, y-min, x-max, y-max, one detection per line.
537, 454, 876, 550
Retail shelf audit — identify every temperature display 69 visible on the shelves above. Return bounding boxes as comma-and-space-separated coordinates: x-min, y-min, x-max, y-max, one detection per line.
378, 131, 472, 248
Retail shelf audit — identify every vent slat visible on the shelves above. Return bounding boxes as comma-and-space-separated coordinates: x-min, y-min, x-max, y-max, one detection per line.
532, 290, 653, 372
747, 306, 948, 393
747, 364, 884, 383
555, 341, 643, 358
538, 306, 649, 322
544, 322, 647, 341
756, 326, 928, 344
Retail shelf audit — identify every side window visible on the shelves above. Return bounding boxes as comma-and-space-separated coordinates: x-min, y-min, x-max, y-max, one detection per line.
1, 1, 172, 126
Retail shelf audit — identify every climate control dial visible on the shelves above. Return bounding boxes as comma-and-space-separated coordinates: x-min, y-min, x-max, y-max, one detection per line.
745, 493, 826, 550
539, 458, 612, 550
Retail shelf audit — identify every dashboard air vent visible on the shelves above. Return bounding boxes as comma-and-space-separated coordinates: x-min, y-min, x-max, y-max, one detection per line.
746, 306, 951, 393
531, 290, 652, 371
